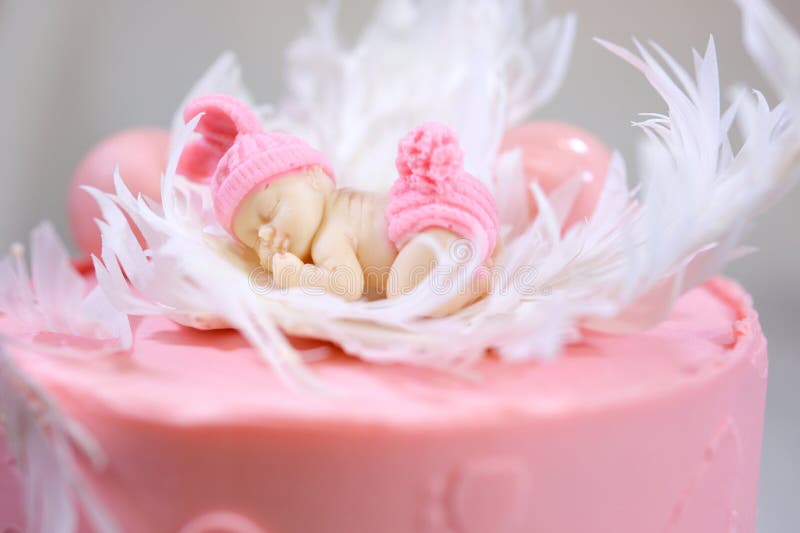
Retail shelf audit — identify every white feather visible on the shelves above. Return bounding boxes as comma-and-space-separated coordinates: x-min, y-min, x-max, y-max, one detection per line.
0, 223, 131, 352
585, 35, 800, 332
169, 52, 257, 156
0, 343, 119, 533
263, 0, 575, 191
737, 0, 800, 101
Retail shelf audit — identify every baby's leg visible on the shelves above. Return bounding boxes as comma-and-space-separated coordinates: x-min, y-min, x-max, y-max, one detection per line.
387, 228, 491, 317
311, 229, 365, 302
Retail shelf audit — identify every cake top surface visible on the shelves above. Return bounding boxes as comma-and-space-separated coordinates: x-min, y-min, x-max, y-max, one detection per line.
0, 277, 762, 427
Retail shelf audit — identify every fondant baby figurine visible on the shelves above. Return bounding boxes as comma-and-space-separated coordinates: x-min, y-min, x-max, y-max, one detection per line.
179, 95, 499, 315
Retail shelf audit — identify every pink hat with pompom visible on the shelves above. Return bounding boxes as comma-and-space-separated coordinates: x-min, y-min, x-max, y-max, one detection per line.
178, 94, 334, 236
387, 122, 499, 258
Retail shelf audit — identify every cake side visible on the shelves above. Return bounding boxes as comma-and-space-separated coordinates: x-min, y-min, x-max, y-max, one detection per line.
0, 277, 767, 533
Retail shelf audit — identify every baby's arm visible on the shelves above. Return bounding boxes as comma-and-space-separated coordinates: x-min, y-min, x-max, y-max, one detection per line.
310, 227, 365, 302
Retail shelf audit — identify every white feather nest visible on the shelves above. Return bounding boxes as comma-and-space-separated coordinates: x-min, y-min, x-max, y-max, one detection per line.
82, 0, 800, 385
0, 0, 796, 386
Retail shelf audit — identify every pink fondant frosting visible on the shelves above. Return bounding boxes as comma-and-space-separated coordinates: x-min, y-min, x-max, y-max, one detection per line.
0, 278, 767, 533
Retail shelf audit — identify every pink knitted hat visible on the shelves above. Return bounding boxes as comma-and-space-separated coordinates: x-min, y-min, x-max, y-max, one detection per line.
178, 94, 334, 236
387, 123, 499, 258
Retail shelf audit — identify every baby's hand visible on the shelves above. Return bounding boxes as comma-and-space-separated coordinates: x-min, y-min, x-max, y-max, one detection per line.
271, 253, 336, 294
257, 225, 290, 270
271, 252, 304, 288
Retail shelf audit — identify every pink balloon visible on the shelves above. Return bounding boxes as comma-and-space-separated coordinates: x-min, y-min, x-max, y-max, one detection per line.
499, 122, 611, 231
69, 128, 170, 259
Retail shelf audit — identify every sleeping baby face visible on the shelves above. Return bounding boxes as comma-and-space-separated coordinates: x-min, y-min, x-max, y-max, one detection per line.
232, 167, 333, 262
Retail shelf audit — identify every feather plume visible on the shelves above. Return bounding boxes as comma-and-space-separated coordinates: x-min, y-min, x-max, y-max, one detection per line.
0, 222, 131, 353
169, 51, 258, 156
580, 35, 800, 332
263, 0, 576, 190
737, 0, 800, 101
0, 343, 118, 533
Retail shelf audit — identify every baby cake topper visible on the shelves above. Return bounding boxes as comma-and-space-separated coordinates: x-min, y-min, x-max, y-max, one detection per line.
178, 94, 498, 315
0, 0, 798, 386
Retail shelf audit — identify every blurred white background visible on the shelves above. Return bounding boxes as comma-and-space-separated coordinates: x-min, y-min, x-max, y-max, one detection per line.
0, 1, 797, 530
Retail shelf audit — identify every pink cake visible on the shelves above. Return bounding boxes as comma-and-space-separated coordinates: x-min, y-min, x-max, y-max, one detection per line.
0, 278, 767, 533
2, 0, 798, 532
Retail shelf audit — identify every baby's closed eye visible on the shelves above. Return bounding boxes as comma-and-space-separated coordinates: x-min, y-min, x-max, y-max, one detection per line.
257, 195, 279, 225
